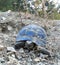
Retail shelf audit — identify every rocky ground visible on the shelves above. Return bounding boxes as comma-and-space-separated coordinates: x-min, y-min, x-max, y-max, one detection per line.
0, 10, 60, 65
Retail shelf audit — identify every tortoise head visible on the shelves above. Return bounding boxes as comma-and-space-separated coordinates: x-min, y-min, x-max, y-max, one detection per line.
14, 41, 26, 50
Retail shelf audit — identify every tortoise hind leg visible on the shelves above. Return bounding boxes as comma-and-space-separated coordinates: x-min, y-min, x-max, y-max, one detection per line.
37, 46, 51, 57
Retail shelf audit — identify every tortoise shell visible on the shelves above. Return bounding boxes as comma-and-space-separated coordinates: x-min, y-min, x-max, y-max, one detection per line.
16, 24, 47, 46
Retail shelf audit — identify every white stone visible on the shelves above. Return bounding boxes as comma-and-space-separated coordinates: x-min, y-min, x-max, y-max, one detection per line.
7, 10, 11, 14
7, 47, 16, 52
58, 60, 60, 65
0, 45, 6, 51
37, 62, 45, 65
1, 17, 6, 20
7, 25, 13, 31
19, 48, 24, 53
34, 57, 40, 62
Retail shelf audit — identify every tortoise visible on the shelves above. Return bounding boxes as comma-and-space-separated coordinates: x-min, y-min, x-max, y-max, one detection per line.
14, 24, 51, 56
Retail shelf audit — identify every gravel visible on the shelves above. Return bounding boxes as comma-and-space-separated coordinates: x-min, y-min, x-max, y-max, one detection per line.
0, 11, 60, 65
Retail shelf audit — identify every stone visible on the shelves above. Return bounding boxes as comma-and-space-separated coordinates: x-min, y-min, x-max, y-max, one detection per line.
0, 58, 5, 63
1, 17, 6, 20
7, 47, 16, 52
7, 25, 13, 31
0, 45, 7, 57
40, 53, 48, 59
37, 62, 45, 65
34, 57, 40, 62
58, 60, 60, 65
7, 10, 11, 14
7, 56, 20, 65
0, 45, 5, 51
19, 48, 24, 53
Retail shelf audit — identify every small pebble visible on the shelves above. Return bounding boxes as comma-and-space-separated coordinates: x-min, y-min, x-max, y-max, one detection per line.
34, 57, 40, 62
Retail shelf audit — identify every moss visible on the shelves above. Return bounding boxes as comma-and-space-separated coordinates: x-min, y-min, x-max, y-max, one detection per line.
54, 12, 60, 20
